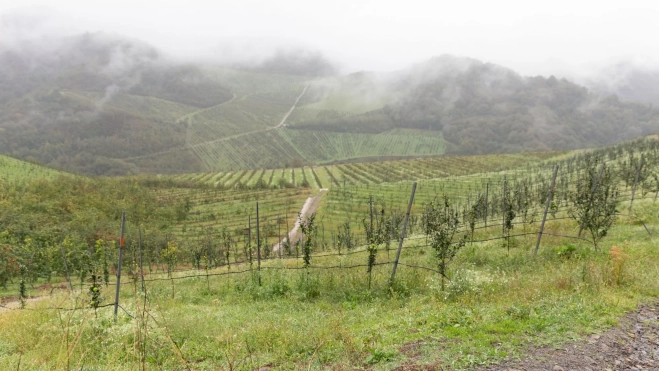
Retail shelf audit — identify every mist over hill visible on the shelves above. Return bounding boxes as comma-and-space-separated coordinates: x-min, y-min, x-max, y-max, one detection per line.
579, 61, 659, 107
386, 57, 659, 153
0, 32, 658, 175
239, 48, 338, 77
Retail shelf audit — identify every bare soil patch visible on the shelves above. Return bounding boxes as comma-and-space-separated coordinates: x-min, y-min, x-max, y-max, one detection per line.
481, 302, 659, 371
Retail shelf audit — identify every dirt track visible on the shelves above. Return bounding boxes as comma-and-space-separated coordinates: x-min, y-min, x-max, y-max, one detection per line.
273, 188, 328, 252
480, 302, 659, 371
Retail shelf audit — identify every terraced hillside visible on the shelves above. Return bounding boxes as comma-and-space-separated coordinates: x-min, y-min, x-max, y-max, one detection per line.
171, 150, 563, 189
191, 128, 446, 171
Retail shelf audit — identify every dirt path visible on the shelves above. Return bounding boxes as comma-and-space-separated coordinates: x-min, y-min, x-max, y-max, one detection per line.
275, 85, 308, 128
273, 188, 328, 252
478, 302, 659, 371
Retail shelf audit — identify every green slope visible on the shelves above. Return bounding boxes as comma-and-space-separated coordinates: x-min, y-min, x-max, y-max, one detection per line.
0, 155, 68, 183
190, 128, 446, 171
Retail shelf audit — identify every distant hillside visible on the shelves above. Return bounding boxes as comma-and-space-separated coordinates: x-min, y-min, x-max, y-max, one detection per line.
291, 56, 659, 154
0, 34, 658, 175
0, 33, 304, 175
0, 155, 67, 183
581, 61, 659, 106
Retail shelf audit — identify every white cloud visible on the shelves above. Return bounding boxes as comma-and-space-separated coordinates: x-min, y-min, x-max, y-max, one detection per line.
2, 0, 659, 75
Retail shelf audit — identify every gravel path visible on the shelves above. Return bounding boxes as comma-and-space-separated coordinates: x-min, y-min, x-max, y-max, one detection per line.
483, 303, 659, 371
273, 188, 328, 252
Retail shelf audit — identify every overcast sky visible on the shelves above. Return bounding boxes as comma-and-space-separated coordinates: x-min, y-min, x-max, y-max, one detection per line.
1, 0, 658, 76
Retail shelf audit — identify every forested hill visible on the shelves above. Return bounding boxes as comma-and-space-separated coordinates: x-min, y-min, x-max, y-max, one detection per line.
0, 33, 239, 175
383, 56, 659, 154
0, 33, 658, 175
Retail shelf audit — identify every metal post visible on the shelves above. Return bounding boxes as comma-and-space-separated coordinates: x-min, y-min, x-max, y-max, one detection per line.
60, 242, 73, 292
578, 162, 606, 237
629, 155, 644, 212
256, 203, 261, 286
114, 211, 126, 323
534, 166, 559, 257
390, 182, 417, 286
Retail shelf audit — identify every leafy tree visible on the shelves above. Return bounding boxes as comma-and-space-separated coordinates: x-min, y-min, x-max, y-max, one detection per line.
423, 196, 467, 290
569, 164, 619, 249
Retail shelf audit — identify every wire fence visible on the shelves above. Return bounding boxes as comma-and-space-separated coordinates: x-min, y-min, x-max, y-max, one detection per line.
2, 140, 659, 316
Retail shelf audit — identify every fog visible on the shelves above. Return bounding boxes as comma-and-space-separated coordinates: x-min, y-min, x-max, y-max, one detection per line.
2, 1, 659, 77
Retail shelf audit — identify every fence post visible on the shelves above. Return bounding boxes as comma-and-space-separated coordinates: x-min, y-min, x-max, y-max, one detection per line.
138, 227, 145, 292
278, 213, 282, 258
578, 162, 606, 237
256, 203, 261, 286
484, 183, 489, 228
369, 195, 374, 242
286, 214, 290, 256
629, 155, 644, 211
534, 166, 559, 257
502, 175, 506, 235
114, 211, 126, 323
60, 241, 73, 292
390, 182, 417, 286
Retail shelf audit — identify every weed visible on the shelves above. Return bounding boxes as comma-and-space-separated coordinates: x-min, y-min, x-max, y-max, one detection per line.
608, 245, 628, 286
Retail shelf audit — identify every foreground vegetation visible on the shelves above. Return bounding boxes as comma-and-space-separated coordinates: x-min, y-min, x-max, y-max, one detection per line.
0, 137, 658, 369
0, 202, 657, 370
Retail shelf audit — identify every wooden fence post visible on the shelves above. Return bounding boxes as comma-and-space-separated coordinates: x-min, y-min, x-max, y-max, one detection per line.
534, 166, 559, 257
390, 182, 417, 286
278, 213, 282, 258
256, 203, 261, 286
484, 183, 489, 228
502, 175, 507, 235
138, 227, 145, 292
114, 211, 126, 323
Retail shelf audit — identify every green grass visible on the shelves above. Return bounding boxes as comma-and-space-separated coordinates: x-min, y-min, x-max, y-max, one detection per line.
0, 155, 68, 183
2, 199, 658, 370
303, 87, 393, 114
